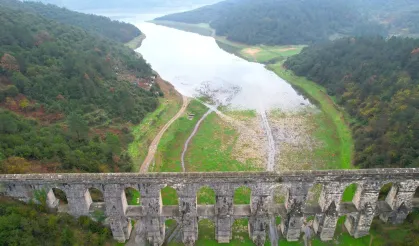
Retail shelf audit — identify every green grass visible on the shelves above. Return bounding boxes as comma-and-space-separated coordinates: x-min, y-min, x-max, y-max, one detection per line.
185, 112, 260, 172
152, 99, 208, 172
125, 188, 141, 205
151, 20, 215, 36
128, 98, 181, 171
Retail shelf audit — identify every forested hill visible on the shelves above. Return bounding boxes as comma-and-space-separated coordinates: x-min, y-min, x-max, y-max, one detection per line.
284, 37, 419, 169
156, 0, 386, 45
0, 0, 141, 43
0, 5, 160, 173
32, 0, 221, 11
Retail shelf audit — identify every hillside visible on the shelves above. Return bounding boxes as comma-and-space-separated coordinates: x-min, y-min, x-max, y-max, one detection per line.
0, 197, 113, 245
31, 0, 221, 11
156, 0, 386, 45
0, 0, 141, 43
0, 5, 160, 173
284, 36, 419, 169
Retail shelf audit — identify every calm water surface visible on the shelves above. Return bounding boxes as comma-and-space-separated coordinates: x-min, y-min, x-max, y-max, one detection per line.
136, 23, 309, 111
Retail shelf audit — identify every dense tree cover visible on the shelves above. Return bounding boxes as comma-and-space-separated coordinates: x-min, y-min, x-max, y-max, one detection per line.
0, 197, 113, 245
0, 0, 141, 43
285, 36, 419, 169
157, 0, 386, 45
0, 111, 133, 172
33, 0, 220, 11
0, 5, 161, 173
0, 6, 158, 125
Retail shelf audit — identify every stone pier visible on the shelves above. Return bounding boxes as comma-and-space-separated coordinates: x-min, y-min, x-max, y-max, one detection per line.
1, 169, 419, 245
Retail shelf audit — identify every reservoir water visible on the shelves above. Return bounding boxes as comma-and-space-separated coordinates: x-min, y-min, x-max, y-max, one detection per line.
134, 22, 310, 111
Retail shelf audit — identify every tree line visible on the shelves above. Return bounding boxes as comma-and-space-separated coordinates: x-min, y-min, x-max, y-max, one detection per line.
285, 36, 419, 169
157, 0, 387, 45
0, 0, 141, 43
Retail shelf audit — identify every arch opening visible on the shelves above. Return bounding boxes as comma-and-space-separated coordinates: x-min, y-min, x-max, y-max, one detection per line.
378, 183, 394, 201
197, 219, 216, 243
306, 183, 323, 206
273, 185, 286, 204
234, 186, 251, 204
232, 218, 250, 242
161, 186, 178, 206
88, 188, 104, 202
414, 186, 419, 198
125, 187, 141, 205
342, 183, 358, 203
164, 219, 180, 244
197, 186, 216, 205
52, 188, 67, 205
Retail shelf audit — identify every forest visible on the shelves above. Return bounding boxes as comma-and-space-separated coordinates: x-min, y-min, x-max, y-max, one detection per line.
157, 0, 386, 45
284, 36, 419, 169
0, 0, 141, 43
0, 3, 161, 173
157, 0, 419, 45
0, 197, 113, 245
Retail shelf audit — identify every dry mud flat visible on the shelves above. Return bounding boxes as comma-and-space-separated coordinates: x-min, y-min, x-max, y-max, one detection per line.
268, 108, 323, 171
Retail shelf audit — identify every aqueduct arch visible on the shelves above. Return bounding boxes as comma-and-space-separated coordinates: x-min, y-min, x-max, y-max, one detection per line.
1, 168, 419, 245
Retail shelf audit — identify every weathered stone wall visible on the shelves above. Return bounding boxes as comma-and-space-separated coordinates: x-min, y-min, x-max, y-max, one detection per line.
1, 169, 419, 245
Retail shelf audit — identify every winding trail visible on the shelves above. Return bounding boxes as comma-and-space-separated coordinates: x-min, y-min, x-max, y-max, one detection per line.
139, 95, 189, 173
181, 108, 213, 172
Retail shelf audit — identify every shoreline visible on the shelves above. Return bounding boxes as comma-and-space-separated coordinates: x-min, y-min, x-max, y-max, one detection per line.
150, 19, 353, 170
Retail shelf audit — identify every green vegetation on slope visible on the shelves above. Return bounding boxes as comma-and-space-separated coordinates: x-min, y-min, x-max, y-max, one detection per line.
0, 110, 132, 173
156, 0, 386, 45
0, 0, 142, 43
0, 4, 162, 172
285, 36, 419, 169
0, 197, 113, 246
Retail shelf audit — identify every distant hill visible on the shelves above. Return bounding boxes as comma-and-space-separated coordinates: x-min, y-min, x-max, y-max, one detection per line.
30, 0, 221, 11
285, 36, 419, 169
1, 0, 141, 43
156, 0, 387, 45
0, 3, 160, 172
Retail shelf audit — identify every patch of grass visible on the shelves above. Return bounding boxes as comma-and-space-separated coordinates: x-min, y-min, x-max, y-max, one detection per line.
161, 186, 178, 205
233, 186, 251, 205
125, 33, 146, 50
152, 99, 208, 172
185, 112, 260, 172
125, 188, 140, 205
197, 186, 216, 205
151, 20, 214, 36
128, 97, 181, 172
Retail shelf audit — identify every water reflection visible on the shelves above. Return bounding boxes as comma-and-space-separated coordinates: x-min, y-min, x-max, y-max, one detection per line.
136, 22, 310, 111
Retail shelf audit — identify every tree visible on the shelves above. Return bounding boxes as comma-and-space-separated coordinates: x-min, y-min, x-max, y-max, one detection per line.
67, 113, 89, 141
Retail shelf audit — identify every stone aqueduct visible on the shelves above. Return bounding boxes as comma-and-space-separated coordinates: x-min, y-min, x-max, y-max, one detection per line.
1, 169, 419, 245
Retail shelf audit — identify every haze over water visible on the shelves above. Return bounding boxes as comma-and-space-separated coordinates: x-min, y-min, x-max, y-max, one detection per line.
135, 22, 310, 111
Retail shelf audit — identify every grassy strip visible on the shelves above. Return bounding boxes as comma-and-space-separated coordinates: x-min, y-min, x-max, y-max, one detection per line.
127, 98, 181, 171
152, 99, 208, 173
125, 33, 146, 50
150, 20, 214, 36
185, 112, 260, 172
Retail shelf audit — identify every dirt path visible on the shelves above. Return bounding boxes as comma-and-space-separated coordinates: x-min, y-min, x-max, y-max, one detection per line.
181, 108, 213, 172
139, 95, 189, 173
259, 109, 276, 171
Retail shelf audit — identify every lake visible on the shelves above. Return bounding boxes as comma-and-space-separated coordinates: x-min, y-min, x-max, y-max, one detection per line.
136, 22, 310, 111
